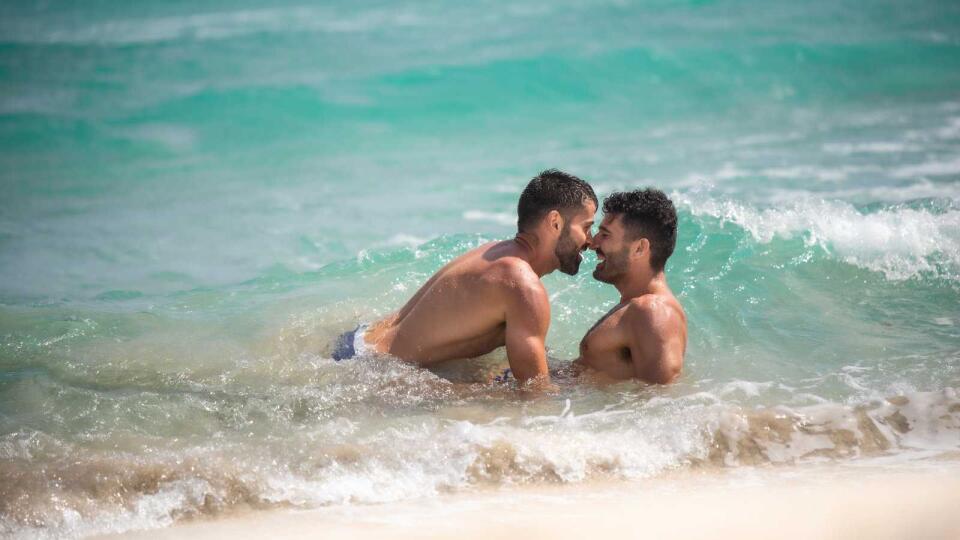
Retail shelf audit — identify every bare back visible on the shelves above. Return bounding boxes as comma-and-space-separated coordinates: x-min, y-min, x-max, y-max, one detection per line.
365, 240, 550, 380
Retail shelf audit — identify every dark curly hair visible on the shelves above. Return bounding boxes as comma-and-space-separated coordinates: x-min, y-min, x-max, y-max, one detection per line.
602, 189, 677, 271
517, 169, 597, 232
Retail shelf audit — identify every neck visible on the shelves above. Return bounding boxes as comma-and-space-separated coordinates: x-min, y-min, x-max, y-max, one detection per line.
614, 267, 666, 303
513, 231, 557, 277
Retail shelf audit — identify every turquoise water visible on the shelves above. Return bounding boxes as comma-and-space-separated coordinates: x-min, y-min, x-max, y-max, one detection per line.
1, 0, 960, 537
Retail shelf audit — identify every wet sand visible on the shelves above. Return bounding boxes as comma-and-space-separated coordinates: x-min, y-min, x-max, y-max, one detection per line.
98, 465, 960, 540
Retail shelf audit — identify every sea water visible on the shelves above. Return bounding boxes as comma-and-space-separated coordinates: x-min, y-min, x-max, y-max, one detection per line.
1, 0, 959, 537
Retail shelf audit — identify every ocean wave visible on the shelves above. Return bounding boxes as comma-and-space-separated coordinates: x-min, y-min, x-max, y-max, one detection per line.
680, 196, 960, 281
463, 210, 515, 226
757, 165, 868, 182
821, 141, 922, 155
374, 233, 432, 249
891, 156, 960, 179
792, 180, 960, 204
1, 383, 956, 539
0, 7, 425, 46
708, 389, 960, 466
936, 117, 960, 140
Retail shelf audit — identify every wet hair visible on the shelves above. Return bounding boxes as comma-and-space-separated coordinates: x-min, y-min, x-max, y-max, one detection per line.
602, 189, 677, 271
517, 169, 597, 232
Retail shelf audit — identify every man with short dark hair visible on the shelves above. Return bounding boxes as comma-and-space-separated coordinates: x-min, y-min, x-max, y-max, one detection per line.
574, 189, 687, 384
337, 169, 597, 386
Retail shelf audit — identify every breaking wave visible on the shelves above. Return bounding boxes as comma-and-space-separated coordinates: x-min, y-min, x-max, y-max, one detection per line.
680, 196, 960, 281
1, 369, 956, 539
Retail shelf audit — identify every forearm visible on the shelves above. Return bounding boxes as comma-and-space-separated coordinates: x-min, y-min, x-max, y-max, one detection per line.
505, 338, 550, 383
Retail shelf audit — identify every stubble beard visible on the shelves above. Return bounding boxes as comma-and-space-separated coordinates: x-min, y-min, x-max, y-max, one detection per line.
555, 228, 583, 276
592, 246, 629, 284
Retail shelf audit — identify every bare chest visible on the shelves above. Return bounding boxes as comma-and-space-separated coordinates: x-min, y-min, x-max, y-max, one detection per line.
580, 306, 630, 363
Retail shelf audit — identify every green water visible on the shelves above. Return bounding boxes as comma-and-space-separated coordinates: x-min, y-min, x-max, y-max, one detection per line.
1, 0, 959, 537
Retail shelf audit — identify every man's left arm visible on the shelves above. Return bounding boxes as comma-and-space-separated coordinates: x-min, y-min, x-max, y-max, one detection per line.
624, 298, 684, 384
503, 277, 551, 386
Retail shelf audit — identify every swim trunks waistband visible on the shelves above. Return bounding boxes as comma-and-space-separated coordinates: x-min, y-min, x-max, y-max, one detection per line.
331, 323, 370, 361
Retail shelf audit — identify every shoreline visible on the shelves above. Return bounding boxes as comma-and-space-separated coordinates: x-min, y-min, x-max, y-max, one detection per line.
97, 463, 960, 540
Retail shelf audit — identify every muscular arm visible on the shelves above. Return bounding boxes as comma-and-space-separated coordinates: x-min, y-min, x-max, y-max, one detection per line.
624, 298, 684, 384
503, 276, 551, 384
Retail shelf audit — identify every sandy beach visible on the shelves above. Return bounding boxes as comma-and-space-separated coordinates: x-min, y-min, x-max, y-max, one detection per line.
98, 464, 960, 540
4, 1, 960, 539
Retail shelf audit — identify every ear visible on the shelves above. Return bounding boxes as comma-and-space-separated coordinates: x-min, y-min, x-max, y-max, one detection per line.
633, 238, 650, 258
547, 210, 563, 234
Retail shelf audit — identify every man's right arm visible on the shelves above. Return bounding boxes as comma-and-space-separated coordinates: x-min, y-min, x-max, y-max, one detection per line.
503, 273, 551, 384
624, 297, 684, 384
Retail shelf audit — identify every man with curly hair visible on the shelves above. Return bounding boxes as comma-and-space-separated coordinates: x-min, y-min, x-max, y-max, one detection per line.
574, 188, 687, 384
334, 169, 597, 388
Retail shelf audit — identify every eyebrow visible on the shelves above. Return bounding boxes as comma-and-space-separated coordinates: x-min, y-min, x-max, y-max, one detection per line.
598, 224, 612, 233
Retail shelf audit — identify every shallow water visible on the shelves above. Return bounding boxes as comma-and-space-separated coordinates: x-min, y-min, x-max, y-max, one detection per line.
1, 0, 960, 537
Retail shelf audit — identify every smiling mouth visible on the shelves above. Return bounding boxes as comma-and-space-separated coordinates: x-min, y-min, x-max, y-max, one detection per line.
595, 249, 606, 268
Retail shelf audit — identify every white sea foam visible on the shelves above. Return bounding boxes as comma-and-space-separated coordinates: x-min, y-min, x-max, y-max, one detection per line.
809, 180, 960, 204
822, 141, 920, 155
710, 389, 960, 466
2, 478, 214, 540
891, 156, 960, 179
904, 117, 960, 142
491, 183, 521, 194
679, 163, 746, 186
685, 163, 875, 185
759, 165, 863, 182
937, 117, 960, 139
732, 132, 803, 147
463, 210, 514, 226
15, 342, 953, 540
713, 162, 748, 181
377, 234, 430, 248
0, 7, 425, 45
6, 386, 957, 540
681, 196, 960, 280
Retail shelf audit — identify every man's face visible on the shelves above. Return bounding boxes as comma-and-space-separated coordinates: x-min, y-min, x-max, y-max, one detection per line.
592, 214, 634, 283
555, 201, 597, 275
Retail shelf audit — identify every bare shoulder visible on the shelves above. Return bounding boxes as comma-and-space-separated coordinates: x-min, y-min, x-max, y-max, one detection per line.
487, 256, 541, 289
624, 295, 686, 384
624, 294, 686, 335
485, 257, 548, 313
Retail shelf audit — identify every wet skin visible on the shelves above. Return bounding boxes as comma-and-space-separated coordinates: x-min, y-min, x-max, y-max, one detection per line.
574, 214, 687, 384
365, 202, 597, 384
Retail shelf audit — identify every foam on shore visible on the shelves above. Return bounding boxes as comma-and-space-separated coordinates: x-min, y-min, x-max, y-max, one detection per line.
95, 465, 960, 540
